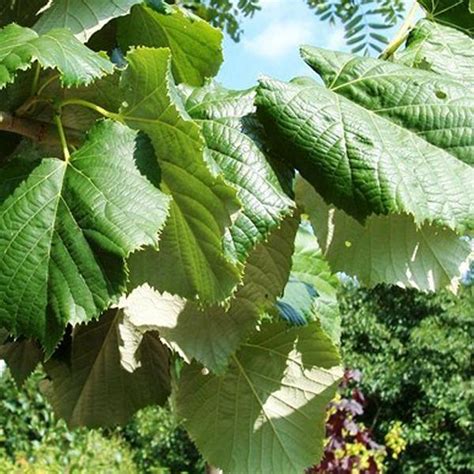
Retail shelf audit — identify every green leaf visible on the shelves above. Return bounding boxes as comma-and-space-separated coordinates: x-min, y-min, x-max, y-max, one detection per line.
301, 45, 474, 165
41, 308, 170, 428
179, 81, 256, 120
296, 177, 471, 293
181, 81, 295, 263
0, 24, 114, 89
418, 0, 474, 37
120, 47, 241, 303
124, 213, 299, 373
276, 278, 315, 327
176, 321, 343, 473
118, 5, 223, 86
278, 221, 341, 344
0, 120, 170, 352
0, 339, 42, 386
397, 20, 474, 93
34, 0, 143, 42
256, 71, 474, 233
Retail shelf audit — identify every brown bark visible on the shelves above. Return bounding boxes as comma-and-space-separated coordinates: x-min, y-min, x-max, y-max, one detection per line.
0, 111, 82, 147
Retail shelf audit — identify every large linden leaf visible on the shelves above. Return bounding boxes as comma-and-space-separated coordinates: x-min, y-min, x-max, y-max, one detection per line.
418, 0, 474, 37
34, 0, 143, 42
0, 120, 170, 352
41, 308, 170, 428
256, 75, 474, 232
181, 81, 295, 263
301, 46, 474, 165
120, 48, 241, 303
176, 321, 343, 473
122, 213, 299, 374
0, 24, 114, 89
396, 20, 474, 92
296, 177, 471, 293
118, 4, 223, 86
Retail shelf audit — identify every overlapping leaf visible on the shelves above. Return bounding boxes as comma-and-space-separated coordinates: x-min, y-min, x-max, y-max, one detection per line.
181, 81, 294, 263
118, 4, 223, 85
277, 221, 341, 343
122, 213, 299, 374
0, 120, 170, 352
41, 308, 170, 428
176, 321, 343, 473
397, 20, 474, 92
120, 48, 241, 303
34, 0, 143, 42
257, 60, 474, 232
296, 177, 471, 293
302, 45, 474, 165
0, 338, 42, 386
0, 24, 114, 89
418, 0, 474, 37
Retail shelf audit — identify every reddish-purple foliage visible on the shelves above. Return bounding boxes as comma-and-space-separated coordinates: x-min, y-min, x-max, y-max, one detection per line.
308, 370, 386, 474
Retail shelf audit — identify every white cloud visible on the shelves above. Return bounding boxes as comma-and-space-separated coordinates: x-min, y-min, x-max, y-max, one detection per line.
259, 0, 285, 8
243, 20, 315, 59
325, 26, 346, 51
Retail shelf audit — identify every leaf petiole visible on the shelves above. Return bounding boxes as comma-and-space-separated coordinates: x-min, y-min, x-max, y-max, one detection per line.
379, 0, 419, 60
58, 98, 124, 123
54, 114, 71, 162
30, 63, 41, 96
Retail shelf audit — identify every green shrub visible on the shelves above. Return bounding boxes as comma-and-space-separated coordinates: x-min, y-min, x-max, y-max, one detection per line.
0, 371, 137, 473
120, 406, 204, 474
0, 368, 203, 473
340, 285, 474, 473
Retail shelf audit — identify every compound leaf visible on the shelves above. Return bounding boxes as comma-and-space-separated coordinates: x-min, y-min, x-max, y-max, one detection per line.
176, 321, 343, 473
0, 120, 170, 352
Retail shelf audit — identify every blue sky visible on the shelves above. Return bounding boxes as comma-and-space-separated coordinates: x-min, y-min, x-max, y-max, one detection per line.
217, 0, 405, 90
217, 0, 350, 89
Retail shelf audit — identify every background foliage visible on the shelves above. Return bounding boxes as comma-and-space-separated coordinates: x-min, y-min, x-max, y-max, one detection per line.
340, 284, 474, 473
1, 281, 471, 472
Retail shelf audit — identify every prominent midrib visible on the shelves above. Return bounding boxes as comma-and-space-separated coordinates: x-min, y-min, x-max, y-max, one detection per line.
230, 353, 297, 470
276, 80, 473, 229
